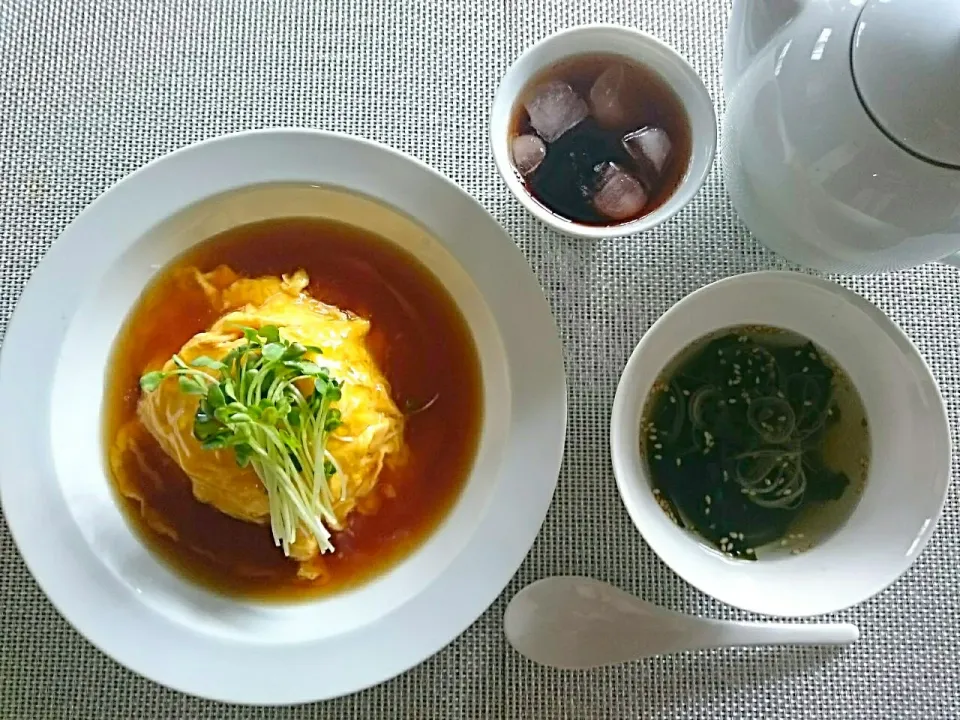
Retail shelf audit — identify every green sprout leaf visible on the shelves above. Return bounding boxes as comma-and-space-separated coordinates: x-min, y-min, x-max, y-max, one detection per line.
234, 443, 253, 468
178, 375, 207, 395
284, 342, 307, 360
140, 371, 165, 392
201, 436, 229, 451
206, 384, 227, 409
190, 356, 225, 370
291, 360, 323, 375
324, 408, 342, 432
258, 325, 281, 343
261, 343, 284, 362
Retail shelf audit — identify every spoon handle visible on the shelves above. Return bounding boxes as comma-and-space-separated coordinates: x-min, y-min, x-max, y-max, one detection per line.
709, 621, 860, 649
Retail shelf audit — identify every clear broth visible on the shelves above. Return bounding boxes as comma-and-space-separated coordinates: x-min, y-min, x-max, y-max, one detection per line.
641, 326, 870, 559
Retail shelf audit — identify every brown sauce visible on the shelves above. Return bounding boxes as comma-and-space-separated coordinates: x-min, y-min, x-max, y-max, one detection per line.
510, 52, 692, 225
103, 217, 483, 601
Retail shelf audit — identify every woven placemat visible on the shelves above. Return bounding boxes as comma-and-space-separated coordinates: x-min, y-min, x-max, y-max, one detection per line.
1, 1, 958, 717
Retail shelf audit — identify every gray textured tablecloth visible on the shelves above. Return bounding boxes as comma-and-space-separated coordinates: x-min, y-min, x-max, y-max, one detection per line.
1, 1, 958, 717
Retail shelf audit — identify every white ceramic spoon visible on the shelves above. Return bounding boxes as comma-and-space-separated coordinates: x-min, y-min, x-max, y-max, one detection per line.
503, 576, 860, 669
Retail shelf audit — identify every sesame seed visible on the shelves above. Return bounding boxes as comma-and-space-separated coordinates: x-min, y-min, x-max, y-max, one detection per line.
669, 396, 676, 404
654, 454, 662, 460
803, 400, 812, 407
654, 443, 662, 449
675, 458, 682, 467
728, 398, 737, 404
704, 495, 712, 504
802, 366, 809, 373
705, 508, 710, 515
653, 488, 660, 495
683, 390, 690, 396
746, 548, 755, 554
809, 352, 817, 360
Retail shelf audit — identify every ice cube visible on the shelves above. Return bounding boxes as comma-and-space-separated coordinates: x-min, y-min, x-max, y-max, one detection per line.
592, 162, 648, 221
511, 134, 546, 176
524, 80, 588, 143
623, 126, 672, 175
589, 64, 631, 129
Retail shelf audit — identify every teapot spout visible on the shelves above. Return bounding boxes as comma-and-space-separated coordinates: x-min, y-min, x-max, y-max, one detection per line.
724, 0, 803, 95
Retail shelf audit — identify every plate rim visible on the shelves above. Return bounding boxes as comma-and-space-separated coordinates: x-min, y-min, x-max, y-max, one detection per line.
0, 128, 567, 704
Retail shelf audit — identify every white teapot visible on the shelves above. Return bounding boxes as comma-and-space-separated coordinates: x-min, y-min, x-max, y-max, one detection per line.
722, 0, 960, 273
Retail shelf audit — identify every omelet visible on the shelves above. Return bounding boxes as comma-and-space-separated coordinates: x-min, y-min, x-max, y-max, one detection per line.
134, 265, 405, 565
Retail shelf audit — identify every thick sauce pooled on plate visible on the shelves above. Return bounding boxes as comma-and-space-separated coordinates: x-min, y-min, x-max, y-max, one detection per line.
104, 217, 483, 601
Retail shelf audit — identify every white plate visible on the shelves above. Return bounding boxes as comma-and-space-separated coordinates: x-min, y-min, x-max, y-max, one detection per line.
0, 129, 567, 704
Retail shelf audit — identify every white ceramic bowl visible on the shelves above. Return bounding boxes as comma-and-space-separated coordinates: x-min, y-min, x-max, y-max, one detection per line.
490, 24, 717, 239
0, 129, 567, 704
610, 271, 951, 617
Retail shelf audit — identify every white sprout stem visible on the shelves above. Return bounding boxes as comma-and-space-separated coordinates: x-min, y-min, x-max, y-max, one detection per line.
256, 421, 337, 543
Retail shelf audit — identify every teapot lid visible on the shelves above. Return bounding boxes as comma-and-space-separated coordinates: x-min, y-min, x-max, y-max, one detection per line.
852, 0, 960, 168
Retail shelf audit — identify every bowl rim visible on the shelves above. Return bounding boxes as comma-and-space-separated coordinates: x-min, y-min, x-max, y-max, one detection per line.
489, 23, 718, 239
0, 127, 568, 704
610, 270, 952, 616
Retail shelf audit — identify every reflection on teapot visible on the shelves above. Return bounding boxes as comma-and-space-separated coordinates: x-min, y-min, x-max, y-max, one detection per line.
722, 0, 960, 273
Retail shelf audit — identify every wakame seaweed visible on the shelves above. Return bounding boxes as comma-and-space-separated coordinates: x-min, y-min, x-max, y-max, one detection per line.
645, 331, 850, 560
